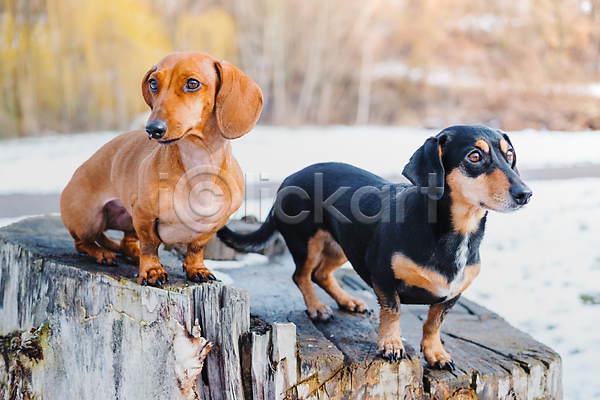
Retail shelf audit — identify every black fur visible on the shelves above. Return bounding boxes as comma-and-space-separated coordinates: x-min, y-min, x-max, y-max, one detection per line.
217, 124, 531, 323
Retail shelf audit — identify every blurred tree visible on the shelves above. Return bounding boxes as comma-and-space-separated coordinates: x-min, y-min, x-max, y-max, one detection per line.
1, 0, 599, 136
174, 7, 238, 62
0, 0, 170, 137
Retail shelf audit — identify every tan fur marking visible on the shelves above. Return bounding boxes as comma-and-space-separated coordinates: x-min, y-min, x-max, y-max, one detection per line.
373, 285, 404, 356
421, 303, 452, 366
295, 231, 329, 318
391, 254, 448, 297
475, 139, 490, 153
392, 254, 480, 299
500, 139, 509, 154
454, 264, 480, 296
438, 145, 443, 159
446, 169, 490, 234
309, 232, 369, 313
487, 168, 511, 193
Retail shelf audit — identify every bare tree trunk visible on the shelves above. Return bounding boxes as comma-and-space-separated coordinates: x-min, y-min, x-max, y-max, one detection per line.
293, 0, 332, 124
355, 35, 375, 125
269, 0, 287, 125
14, 0, 40, 137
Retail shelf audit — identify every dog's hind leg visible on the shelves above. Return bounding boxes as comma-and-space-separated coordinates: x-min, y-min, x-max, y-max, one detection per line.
289, 230, 334, 321
96, 233, 121, 254
68, 212, 118, 265
74, 240, 118, 265
312, 235, 370, 314
95, 230, 139, 264
119, 231, 140, 263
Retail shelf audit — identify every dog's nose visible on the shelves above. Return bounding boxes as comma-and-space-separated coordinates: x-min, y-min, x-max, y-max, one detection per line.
510, 184, 533, 206
146, 120, 167, 140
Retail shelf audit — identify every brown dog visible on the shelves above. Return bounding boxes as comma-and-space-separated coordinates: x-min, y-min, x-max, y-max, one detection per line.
60, 52, 263, 286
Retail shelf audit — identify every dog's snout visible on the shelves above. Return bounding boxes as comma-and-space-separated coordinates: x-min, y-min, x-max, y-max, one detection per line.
146, 120, 168, 140
510, 184, 533, 206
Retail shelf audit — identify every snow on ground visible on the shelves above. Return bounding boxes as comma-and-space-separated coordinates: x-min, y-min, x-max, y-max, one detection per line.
0, 126, 599, 399
0, 125, 597, 194
471, 178, 600, 400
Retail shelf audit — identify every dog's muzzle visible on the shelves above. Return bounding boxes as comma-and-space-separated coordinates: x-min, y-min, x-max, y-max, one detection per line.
146, 120, 168, 140
510, 183, 533, 206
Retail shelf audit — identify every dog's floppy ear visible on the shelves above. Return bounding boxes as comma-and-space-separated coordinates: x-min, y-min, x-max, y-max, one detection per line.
214, 60, 263, 140
141, 65, 157, 110
500, 131, 520, 175
402, 135, 446, 200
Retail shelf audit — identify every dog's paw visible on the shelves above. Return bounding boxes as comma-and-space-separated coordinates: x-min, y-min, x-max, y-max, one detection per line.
422, 338, 455, 371
138, 264, 169, 287
184, 265, 218, 283
339, 296, 370, 314
306, 303, 334, 322
377, 337, 406, 363
94, 249, 118, 266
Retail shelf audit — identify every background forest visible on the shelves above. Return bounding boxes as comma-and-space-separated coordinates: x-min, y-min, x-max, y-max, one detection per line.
1, 0, 600, 138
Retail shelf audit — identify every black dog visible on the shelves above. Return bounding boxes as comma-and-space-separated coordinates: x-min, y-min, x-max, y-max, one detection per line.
217, 125, 532, 370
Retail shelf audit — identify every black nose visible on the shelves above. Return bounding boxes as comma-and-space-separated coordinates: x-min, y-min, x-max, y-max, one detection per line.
510, 184, 533, 206
146, 120, 167, 140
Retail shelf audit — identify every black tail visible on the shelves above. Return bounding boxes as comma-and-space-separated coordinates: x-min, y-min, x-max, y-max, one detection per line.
216, 216, 278, 253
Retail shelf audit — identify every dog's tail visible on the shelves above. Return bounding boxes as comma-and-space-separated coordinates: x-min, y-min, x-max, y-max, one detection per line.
217, 216, 278, 254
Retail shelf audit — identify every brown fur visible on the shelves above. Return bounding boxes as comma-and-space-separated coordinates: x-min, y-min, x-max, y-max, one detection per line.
446, 167, 512, 234
475, 139, 490, 153
391, 254, 449, 297
500, 138, 509, 154
374, 285, 404, 359
61, 52, 263, 285
293, 230, 368, 320
421, 303, 452, 366
392, 254, 481, 299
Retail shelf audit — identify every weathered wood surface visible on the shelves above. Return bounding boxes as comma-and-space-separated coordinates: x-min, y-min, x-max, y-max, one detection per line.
0, 216, 246, 400
0, 217, 562, 399
215, 220, 563, 400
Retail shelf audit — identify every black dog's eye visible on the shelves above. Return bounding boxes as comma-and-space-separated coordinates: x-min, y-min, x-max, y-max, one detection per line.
506, 149, 515, 164
467, 150, 482, 163
185, 78, 201, 92
148, 78, 158, 93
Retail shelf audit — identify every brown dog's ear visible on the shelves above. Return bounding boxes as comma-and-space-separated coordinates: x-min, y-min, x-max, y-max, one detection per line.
141, 65, 157, 109
214, 60, 263, 139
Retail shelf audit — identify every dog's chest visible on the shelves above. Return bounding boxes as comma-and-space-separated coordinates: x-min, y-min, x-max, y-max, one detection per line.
447, 234, 470, 294
155, 180, 234, 244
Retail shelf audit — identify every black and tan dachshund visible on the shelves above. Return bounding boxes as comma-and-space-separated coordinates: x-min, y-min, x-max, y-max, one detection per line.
217, 125, 532, 370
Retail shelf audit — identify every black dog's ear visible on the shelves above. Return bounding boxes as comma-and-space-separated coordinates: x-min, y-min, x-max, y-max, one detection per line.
402, 135, 445, 200
500, 131, 520, 175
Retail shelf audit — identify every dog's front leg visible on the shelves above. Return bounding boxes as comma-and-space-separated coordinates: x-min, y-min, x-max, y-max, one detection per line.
374, 284, 405, 362
183, 238, 218, 283
421, 295, 460, 371
135, 219, 168, 286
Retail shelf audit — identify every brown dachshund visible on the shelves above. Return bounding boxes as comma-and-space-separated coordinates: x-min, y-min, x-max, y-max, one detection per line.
60, 52, 263, 286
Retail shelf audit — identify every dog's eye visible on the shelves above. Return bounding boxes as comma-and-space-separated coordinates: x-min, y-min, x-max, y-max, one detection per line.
467, 151, 482, 163
506, 149, 515, 164
185, 79, 201, 92
148, 79, 158, 93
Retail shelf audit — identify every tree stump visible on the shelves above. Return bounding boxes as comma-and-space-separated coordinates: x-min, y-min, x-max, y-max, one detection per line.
0, 217, 562, 399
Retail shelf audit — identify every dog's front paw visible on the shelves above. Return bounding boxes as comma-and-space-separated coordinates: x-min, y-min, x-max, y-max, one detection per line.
138, 262, 169, 287
184, 264, 218, 283
422, 338, 455, 371
377, 336, 405, 363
